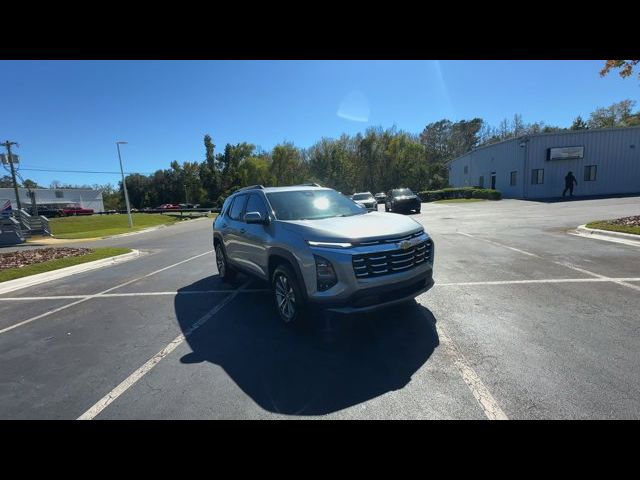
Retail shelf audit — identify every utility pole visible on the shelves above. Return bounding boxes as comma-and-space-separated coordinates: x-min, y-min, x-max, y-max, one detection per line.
2, 141, 21, 211
184, 184, 188, 204
116, 141, 133, 228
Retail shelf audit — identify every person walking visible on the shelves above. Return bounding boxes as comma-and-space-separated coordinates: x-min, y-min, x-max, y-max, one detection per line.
563, 171, 577, 197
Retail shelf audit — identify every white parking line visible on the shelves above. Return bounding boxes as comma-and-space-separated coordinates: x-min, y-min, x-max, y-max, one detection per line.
77, 279, 251, 420
0, 289, 270, 302
458, 232, 640, 292
458, 232, 540, 257
435, 277, 640, 286
0, 250, 214, 336
435, 323, 508, 420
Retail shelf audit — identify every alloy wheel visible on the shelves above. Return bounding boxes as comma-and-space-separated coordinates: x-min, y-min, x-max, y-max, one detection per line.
274, 273, 296, 322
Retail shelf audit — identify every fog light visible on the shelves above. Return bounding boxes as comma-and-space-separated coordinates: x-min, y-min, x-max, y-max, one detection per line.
315, 255, 337, 291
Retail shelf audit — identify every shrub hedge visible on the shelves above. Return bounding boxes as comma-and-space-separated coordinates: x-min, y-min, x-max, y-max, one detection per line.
417, 187, 502, 202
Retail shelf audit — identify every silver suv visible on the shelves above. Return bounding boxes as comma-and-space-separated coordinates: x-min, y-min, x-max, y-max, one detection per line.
351, 192, 378, 212
213, 184, 434, 324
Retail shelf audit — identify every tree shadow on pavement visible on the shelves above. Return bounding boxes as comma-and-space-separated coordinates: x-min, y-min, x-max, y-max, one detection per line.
175, 276, 439, 416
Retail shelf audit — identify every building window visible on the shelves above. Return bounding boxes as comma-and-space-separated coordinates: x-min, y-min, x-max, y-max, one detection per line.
532, 169, 544, 185
510, 171, 517, 186
584, 165, 597, 182
55, 190, 64, 198
464, 165, 468, 174
478, 176, 484, 188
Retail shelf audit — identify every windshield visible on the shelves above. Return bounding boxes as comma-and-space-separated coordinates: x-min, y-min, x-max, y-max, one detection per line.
392, 189, 413, 196
352, 193, 374, 201
266, 190, 365, 221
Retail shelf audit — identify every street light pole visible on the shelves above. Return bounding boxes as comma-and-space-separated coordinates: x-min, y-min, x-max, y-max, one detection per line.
116, 141, 133, 228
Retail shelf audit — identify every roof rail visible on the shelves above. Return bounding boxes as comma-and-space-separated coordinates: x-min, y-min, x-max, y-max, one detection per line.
237, 185, 265, 191
293, 182, 323, 187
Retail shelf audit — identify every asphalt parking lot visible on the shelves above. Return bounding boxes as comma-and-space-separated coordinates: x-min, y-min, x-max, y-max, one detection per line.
1, 196, 639, 419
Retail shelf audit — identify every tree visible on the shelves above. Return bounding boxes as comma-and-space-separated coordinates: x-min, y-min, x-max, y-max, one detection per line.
238, 156, 274, 187
270, 143, 306, 186
22, 179, 40, 189
588, 99, 640, 128
0, 175, 13, 187
512, 114, 524, 137
570, 116, 588, 130
50, 180, 62, 189
200, 134, 221, 203
100, 184, 124, 210
600, 60, 640, 81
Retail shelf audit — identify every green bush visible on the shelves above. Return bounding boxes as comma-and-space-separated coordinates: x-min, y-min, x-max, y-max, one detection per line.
417, 187, 501, 202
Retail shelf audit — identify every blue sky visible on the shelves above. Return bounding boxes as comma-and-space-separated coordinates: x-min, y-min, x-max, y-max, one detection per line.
1, 60, 638, 187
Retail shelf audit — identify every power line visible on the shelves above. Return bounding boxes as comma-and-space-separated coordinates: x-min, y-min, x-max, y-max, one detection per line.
18, 167, 155, 175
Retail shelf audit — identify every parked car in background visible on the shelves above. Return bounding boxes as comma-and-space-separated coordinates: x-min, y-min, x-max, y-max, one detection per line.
351, 192, 378, 212
36, 206, 63, 218
158, 204, 180, 210
61, 203, 94, 216
374, 192, 387, 204
385, 188, 421, 214
213, 184, 434, 325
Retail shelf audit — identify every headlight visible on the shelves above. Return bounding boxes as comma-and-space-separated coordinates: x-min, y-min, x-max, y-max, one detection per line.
307, 241, 352, 248
315, 255, 337, 291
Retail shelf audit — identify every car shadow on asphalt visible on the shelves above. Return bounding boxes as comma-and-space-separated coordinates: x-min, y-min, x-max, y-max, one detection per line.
175, 275, 439, 416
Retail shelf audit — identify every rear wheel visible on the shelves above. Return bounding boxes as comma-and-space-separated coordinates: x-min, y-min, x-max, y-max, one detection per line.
215, 243, 236, 283
272, 264, 306, 326
385, 203, 390, 212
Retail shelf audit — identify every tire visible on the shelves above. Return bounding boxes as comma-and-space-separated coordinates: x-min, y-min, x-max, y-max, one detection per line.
385, 204, 390, 212
272, 264, 307, 326
215, 242, 236, 283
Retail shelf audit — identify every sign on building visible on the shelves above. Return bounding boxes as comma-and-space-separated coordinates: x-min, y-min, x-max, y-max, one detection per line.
547, 146, 584, 161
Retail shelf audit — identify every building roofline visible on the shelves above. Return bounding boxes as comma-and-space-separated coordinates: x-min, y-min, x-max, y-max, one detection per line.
449, 125, 640, 164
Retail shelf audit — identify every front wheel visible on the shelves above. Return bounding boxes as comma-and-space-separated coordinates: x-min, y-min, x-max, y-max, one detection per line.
215, 243, 236, 283
385, 204, 390, 212
272, 264, 306, 326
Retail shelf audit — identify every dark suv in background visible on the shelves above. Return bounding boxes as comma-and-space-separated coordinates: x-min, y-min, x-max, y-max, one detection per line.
385, 188, 421, 214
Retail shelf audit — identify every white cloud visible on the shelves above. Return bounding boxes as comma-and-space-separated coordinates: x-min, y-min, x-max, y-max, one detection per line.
337, 90, 370, 123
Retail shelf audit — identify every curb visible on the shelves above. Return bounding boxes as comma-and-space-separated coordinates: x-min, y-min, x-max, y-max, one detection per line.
569, 224, 640, 247
45, 215, 213, 243
0, 249, 141, 295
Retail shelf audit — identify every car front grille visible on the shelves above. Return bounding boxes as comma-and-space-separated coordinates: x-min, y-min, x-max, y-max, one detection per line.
352, 239, 432, 278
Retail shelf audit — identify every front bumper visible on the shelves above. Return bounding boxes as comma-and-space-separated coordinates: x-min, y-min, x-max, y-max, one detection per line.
393, 199, 421, 211
309, 268, 434, 314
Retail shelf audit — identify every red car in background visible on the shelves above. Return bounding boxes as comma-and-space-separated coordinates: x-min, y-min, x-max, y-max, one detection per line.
61, 203, 94, 216
158, 204, 180, 210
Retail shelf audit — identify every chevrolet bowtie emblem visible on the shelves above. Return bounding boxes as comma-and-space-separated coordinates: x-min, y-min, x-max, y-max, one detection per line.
399, 240, 412, 250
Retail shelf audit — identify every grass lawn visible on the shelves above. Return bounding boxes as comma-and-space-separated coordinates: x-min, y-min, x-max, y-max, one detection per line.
0, 248, 131, 283
432, 198, 487, 204
50, 213, 179, 239
586, 221, 640, 236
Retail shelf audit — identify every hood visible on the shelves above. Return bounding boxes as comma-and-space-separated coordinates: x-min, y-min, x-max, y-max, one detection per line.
280, 212, 423, 242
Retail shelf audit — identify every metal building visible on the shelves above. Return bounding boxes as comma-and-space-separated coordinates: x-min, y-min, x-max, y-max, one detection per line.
0, 187, 105, 211
448, 126, 640, 199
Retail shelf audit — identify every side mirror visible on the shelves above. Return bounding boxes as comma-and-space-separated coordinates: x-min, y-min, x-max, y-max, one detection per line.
244, 211, 269, 224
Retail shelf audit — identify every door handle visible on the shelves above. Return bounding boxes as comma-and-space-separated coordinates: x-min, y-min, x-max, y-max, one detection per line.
239, 228, 246, 234
222, 223, 228, 228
